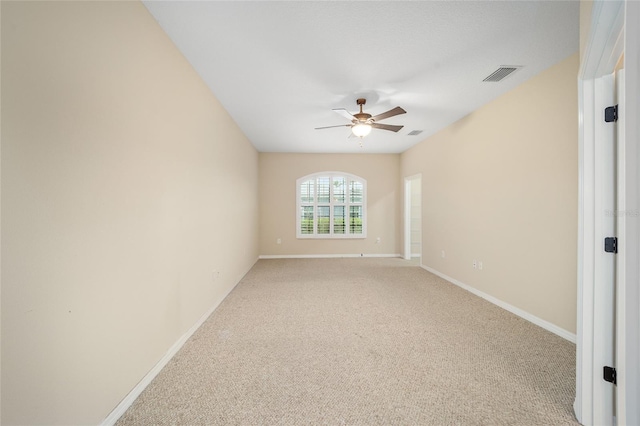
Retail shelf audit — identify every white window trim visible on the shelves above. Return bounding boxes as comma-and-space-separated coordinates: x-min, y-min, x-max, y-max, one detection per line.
296, 171, 367, 239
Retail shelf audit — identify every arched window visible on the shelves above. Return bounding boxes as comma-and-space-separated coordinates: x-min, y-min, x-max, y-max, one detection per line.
296, 172, 367, 239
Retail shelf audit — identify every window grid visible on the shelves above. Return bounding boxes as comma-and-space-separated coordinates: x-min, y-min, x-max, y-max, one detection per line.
297, 172, 366, 239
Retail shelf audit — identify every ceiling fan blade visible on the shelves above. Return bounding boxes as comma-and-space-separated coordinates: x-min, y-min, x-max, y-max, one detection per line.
332, 108, 356, 121
371, 106, 406, 122
371, 123, 404, 132
315, 124, 352, 130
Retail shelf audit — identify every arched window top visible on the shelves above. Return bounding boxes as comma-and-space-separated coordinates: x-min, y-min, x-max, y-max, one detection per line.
296, 172, 367, 239
297, 171, 365, 184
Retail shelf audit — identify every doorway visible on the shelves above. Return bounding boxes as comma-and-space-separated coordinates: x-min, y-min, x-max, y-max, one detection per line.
404, 174, 422, 262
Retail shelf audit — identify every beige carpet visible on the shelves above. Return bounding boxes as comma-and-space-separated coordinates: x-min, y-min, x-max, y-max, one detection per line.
116, 258, 579, 425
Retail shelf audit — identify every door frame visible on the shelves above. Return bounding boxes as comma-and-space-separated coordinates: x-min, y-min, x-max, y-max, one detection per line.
618, 3, 640, 425
576, 1, 640, 424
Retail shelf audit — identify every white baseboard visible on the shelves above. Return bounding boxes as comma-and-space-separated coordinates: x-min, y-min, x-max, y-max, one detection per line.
100, 258, 259, 426
258, 253, 402, 259
420, 264, 576, 343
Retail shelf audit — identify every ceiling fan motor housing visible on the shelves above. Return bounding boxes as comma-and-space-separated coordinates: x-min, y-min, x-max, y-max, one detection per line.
355, 98, 371, 122
354, 113, 372, 122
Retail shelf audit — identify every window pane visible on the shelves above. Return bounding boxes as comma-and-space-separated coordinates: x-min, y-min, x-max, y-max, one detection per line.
300, 180, 314, 203
350, 205, 363, 234
317, 206, 330, 234
317, 177, 330, 203
333, 206, 345, 234
332, 177, 346, 203
300, 206, 314, 234
350, 180, 363, 203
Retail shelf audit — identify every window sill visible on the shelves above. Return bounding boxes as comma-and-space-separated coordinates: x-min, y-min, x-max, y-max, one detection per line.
297, 235, 367, 240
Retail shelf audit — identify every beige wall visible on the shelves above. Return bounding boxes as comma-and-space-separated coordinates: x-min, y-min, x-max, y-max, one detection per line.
1, 2, 258, 425
401, 53, 579, 334
259, 153, 401, 256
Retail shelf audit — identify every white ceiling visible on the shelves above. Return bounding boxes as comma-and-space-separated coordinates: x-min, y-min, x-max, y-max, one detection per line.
143, 1, 579, 154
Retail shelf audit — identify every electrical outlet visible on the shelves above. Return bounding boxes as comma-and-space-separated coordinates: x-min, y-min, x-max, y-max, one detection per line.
473, 260, 477, 269
376, 237, 381, 244
441, 250, 446, 258
276, 238, 282, 244
478, 261, 483, 270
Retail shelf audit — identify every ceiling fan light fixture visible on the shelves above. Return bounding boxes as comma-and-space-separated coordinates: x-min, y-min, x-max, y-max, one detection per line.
352, 122, 372, 138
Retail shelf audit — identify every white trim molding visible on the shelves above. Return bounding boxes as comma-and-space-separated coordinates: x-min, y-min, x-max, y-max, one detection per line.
619, 3, 640, 425
421, 265, 576, 343
258, 253, 402, 260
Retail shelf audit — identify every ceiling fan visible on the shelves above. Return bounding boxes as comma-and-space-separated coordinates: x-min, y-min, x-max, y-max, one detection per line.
315, 98, 406, 139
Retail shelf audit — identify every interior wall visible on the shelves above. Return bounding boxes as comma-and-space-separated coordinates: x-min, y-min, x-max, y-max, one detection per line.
401, 52, 580, 334
259, 153, 401, 257
1, 2, 259, 425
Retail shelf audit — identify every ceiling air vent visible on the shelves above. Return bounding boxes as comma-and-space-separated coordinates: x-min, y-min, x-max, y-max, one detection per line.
483, 66, 522, 82
407, 130, 423, 136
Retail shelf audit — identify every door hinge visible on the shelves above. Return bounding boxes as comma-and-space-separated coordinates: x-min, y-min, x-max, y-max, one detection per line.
605, 105, 618, 122
604, 366, 617, 385
604, 237, 618, 253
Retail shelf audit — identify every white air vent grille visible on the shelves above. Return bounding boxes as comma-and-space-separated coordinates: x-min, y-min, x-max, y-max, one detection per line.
483, 66, 522, 82
407, 130, 423, 136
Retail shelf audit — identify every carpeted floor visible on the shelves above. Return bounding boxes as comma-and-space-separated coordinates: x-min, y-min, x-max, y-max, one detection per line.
116, 258, 579, 425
